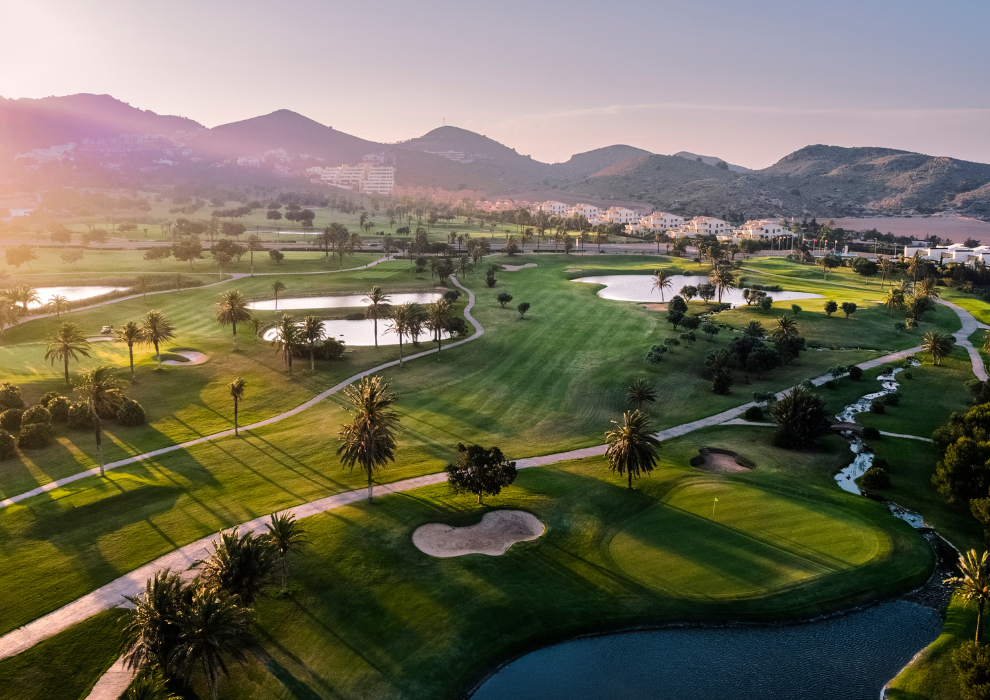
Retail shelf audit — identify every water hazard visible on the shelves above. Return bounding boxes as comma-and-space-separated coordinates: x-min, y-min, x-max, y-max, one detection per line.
573, 275, 821, 307
29, 286, 120, 308
262, 319, 450, 347
247, 291, 441, 311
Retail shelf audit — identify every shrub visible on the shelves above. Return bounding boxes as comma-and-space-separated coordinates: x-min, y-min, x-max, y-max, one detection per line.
646, 344, 667, 364
873, 457, 890, 471
0, 429, 15, 460
841, 302, 857, 318
116, 398, 147, 427
0, 383, 24, 410
39, 391, 63, 407
48, 396, 70, 422
314, 337, 345, 360
0, 408, 24, 432
744, 406, 764, 421
862, 427, 881, 440
68, 402, 94, 430
848, 366, 863, 381
17, 422, 51, 449
825, 379, 837, 390
823, 300, 838, 317
870, 399, 886, 414
903, 371, 913, 380
883, 392, 901, 406
859, 465, 890, 490
21, 405, 52, 426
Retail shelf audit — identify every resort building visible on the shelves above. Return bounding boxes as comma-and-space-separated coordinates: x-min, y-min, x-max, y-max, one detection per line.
681, 216, 730, 236
567, 203, 602, 222
532, 201, 571, 217
310, 162, 396, 195
601, 207, 641, 225
903, 243, 990, 266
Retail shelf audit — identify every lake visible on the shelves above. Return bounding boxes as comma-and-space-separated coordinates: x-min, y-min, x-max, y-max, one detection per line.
30, 286, 120, 309
573, 275, 821, 307
262, 318, 450, 347
247, 291, 442, 311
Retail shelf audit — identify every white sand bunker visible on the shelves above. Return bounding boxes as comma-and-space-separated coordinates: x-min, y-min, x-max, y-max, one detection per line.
565, 268, 582, 273
162, 350, 209, 366
86, 337, 115, 342
502, 263, 537, 271
412, 510, 544, 557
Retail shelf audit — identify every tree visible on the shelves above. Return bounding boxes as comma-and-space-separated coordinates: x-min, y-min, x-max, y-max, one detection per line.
883, 287, 906, 315
10, 284, 39, 312
76, 365, 125, 477
770, 385, 829, 448
268, 249, 284, 265
652, 269, 673, 302
497, 292, 513, 308
445, 443, 518, 505
270, 314, 300, 374
907, 293, 934, 322
604, 410, 662, 489
145, 247, 171, 267
5, 244, 37, 269
215, 290, 251, 351
141, 310, 177, 371
840, 301, 857, 318
246, 235, 265, 276
44, 321, 91, 386
264, 512, 307, 594
0, 299, 19, 338
229, 378, 245, 436
363, 286, 392, 347
337, 376, 400, 500
853, 257, 878, 284
923, 330, 953, 365
47, 294, 70, 318
120, 569, 185, 681
301, 315, 325, 371
485, 264, 498, 288
878, 256, 895, 288
61, 248, 84, 266
823, 300, 838, 317
386, 302, 417, 365
790, 304, 801, 316
701, 320, 720, 341
697, 282, 716, 304
743, 320, 766, 338
770, 316, 799, 342
425, 299, 453, 358
944, 550, 990, 643
115, 321, 142, 380
171, 236, 203, 268
120, 671, 181, 700
819, 254, 841, 280
627, 378, 657, 410
709, 267, 735, 303
270, 280, 286, 310
194, 528, 275, 606
517, 302, 531, 318
705, 348, 734, 394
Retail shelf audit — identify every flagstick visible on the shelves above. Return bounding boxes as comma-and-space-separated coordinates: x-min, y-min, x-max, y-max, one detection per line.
712, 498, 717, 518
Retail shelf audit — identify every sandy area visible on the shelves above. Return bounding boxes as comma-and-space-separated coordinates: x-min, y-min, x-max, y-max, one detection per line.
692, 449, 752, 474
162, 351, 209, 366
641, 303, 668, 311
85, 337, 115, 342
565, 268, 582, 273
412, 510, 544, 557
502, 263, 538, 271
834, 216, 990, 244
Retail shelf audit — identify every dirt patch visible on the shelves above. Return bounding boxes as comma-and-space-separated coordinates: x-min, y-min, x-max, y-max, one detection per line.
641, 303, 668, 311
502, 263, 537, 272
689, 447, 755, 474
412, 510, 544, 557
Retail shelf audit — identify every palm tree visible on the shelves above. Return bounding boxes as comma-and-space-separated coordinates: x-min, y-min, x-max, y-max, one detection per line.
386, 302, 417, 365
172, 582, 255, 700
983, 331, 990, 359
141, 310, 177, 371
363, 285, 392, 347
302, 315, 324, 371
121, 671, 181, 700
770, 315, 798, 342
115, 321, 142, 380
134, 275, 153, 300
247, 235, 265, 276
270, 313, 300, 374
878, 256, 895, 288
922, 330, 953, 365
743, 320, 766, 338
337, 375, 401, 501
193, 528, 275, 605
604, 410, 662, 489
120, 568, 185, 680
907, 251, 925, 285
45, 321, 91, 386
651, 268, 673, 302
709, 267, 736, 304
0, 299, 18, 338
917, 277, 939, 300
229, 378, 246, 436
47, 294, 69, 318
11, 284, 39, 313
76, 365, 125, 477
215, 290, 251, 351
882, 286, 905, 315
424, 299, 453, 360
945, 549, 990, 643
270, 280, 286, 310
265, 511, 307, 594
627, 379, 658, 410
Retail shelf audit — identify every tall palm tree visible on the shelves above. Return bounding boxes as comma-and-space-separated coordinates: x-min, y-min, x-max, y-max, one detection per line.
878, 255, 895, 288
604, 410, 663, 489
944, 549, 990, 643
922, 330, 953, 365
115, 321, 142, 380
76, 365, 125, 477
134, 275, 153, 300
247, 235, 265, 276
917, 277, 939, 300
172, 582, 255, 700
743, 320, 766, 338
45, 321, 91, 386
627, 379, 658, 410
882, 286, 905, 315
424, 299, 452, 360
386, 302, 417, 365
709, 267, 736, 304
47, 294, 69, 318
229, 378, 246, 436
0, 298, 20, 338
337, 375, 400, 501
120, 568, 185, 680
302, 315, 324, 371
141, 310, 177, 371
193, 528, 275, 605
215, 290, 251, 351
363, 286, 392, 347
265, 511, 307, 594
907, 251, 925, 285
11, 284, 39, 313
270, 314, 300, 374
270, 280, 286, 310
651, 268, 673, 302
770, 315, 799, 342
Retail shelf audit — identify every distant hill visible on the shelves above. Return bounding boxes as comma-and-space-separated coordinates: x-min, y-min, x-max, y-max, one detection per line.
673, 151, 751, 173
555, 145, 653, 178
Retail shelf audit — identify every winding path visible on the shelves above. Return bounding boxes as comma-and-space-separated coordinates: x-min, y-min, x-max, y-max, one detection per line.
3, 288, 987, 694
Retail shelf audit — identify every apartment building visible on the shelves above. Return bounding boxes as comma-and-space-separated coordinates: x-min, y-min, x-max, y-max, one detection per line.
738, 219, 787, 239
640, 212, 684, 231
682, 216, 729, 236
532, 201, 570, 217
904, 243, 990, 266
567, 203, 602, 222
601, 207, 641, 225
310, 162, 396, 195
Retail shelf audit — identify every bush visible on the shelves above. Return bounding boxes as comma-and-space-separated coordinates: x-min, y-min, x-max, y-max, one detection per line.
862, 427, 881, 440
873, 457, 890, 471
859, 465, 890, 490
0, 383, 24, 410
848, 366, 863, 381
903, 371, 913, 380
17, 422, 51, 449
646, 344, 667, 364
116, 398, 147, 427
48, 396, 70, 422
744, 406, 764, 421
68, 402, 94, 430
870, 399, 886, 414
825, 379, 837, 390
0, 429, 14, 459
883, 392, 901, 406
0, 408, 24, 432
21, 405, 51, 426
39, 391, 63, 407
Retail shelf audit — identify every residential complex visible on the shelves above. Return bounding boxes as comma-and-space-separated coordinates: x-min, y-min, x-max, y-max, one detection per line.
307, 158, 396, 195
904, 242, 990, 267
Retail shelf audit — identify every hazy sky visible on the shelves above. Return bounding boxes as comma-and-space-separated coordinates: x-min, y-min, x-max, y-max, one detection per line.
3, 0, 989, 168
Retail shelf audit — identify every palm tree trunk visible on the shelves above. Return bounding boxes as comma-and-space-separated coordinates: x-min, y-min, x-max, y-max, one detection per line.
978, 601, 985, 644
64, 356, 70, 386
281, 555, 287, 594
155, 341, 162, 370
233, 397, 239, 436
128, 345, 134, 380
628, 470, 632, 489
94, 416, 104, 477
398, 334, 403, 365
232, 322, 238, 351
367, 468, 373, 501
374, 315, 378, 347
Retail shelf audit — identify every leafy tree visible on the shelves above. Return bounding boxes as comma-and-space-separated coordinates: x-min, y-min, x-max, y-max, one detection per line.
701, 321, 720, 341
934, 437, 990, 503
680, 285, 697, 302
485, 264, 498, 288
363, 286, 393, 347
445, 443, 518, 505
264, 512, 307, 594
268, 249, 284, 265
5, 244, 37, 269
604, 410, 662, 489
76, 365, 125, 476
0, 299, 19, 338
923, 331, 954, 365
757, 295, 773, 312
666, 310, 684, 329
790, 304, 802, 316
144, 247, 171, 267
141, 310, 177, 371
337, 376, 401, 500
907, 293, 934, 322
215, 290, 251, 351
945, 550, 990, 643
627, 378, 657, 409
951, 641, 990, 700
745, 343, 782, 378
697, 283, 716, 304
44, 321, 91, 385
517, 302, 531, 318
770, 385, 829, 448
115, 321, 142, 380
229, 378, 245, 436
646, 344, 667, 364
819, 254, 841, 280
497, 292, 513, 308
170, 236, 203, 268
823, 300, 838, 317
668, 295, 688, 314
841, 301, 857, 318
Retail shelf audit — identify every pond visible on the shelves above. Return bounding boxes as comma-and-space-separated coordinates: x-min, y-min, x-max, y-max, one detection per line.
470, 601, 940, 700
262, 318, 450, 347
247, 291, 442, 311
573, 275, 821, 307
29, 286, 121, 308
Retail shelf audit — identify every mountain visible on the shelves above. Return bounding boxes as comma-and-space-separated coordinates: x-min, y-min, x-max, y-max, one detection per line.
555, 145, 653, 178
673, 151, 751, 173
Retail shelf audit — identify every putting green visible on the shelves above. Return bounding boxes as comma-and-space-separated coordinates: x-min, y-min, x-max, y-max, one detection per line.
609, 479, 880, 599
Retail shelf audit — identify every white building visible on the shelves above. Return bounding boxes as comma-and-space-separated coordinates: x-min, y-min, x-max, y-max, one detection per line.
311, 163, 396, 195
682, 216, 729, 237
532, 201, 570, 217
566, 203, 602, 223
361, 165, 396, 195
904, 243, 990, 266
362, 153, 387, 164
638, 211, 684, 231
738, 219, 788, 239
601, 207, 640, 225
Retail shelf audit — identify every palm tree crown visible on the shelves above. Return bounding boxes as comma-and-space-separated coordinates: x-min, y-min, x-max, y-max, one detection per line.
215, 290, 252, 351
141, 310, 177, 371
652, 269, 673, 302
923, 330, 953, 365
45, 321, 91, 385
363, 286, 393, 347
337, 376, 401, 500
627, 379, 658, 410
424, 299, 453, 360
387, 302, 418, 365
945, 549, 990, 643
770, 316, 799, 342
193, 528, 275, 606
265, 511, 307, 594
76, 365, 125, 476
270, 314, 301, 374
270, 280, 286, 310
115, 320, 143, 380
604, 410, 663, 489
229, 377, 246, 436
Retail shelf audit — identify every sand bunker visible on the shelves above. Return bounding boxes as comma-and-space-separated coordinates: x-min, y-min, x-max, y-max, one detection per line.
641, 303, 667, 311
412, 510, 544, 557
85, 337, 115, 342
162, 350, 209, 366
689, 448, 755, 474
502, 263, 537, 271
565, 268, 582, 273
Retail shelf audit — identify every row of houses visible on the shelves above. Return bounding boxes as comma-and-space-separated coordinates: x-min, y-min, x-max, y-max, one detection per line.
903, 242, 990, 266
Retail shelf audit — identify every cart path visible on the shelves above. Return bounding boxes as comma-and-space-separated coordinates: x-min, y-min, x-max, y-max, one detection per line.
938, 299, 989, 381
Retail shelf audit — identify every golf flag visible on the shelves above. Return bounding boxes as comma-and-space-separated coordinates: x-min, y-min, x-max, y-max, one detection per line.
713, 497, 719, 517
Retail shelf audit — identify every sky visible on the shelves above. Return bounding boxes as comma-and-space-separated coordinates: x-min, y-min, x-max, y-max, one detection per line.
2, 0, 989, 169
